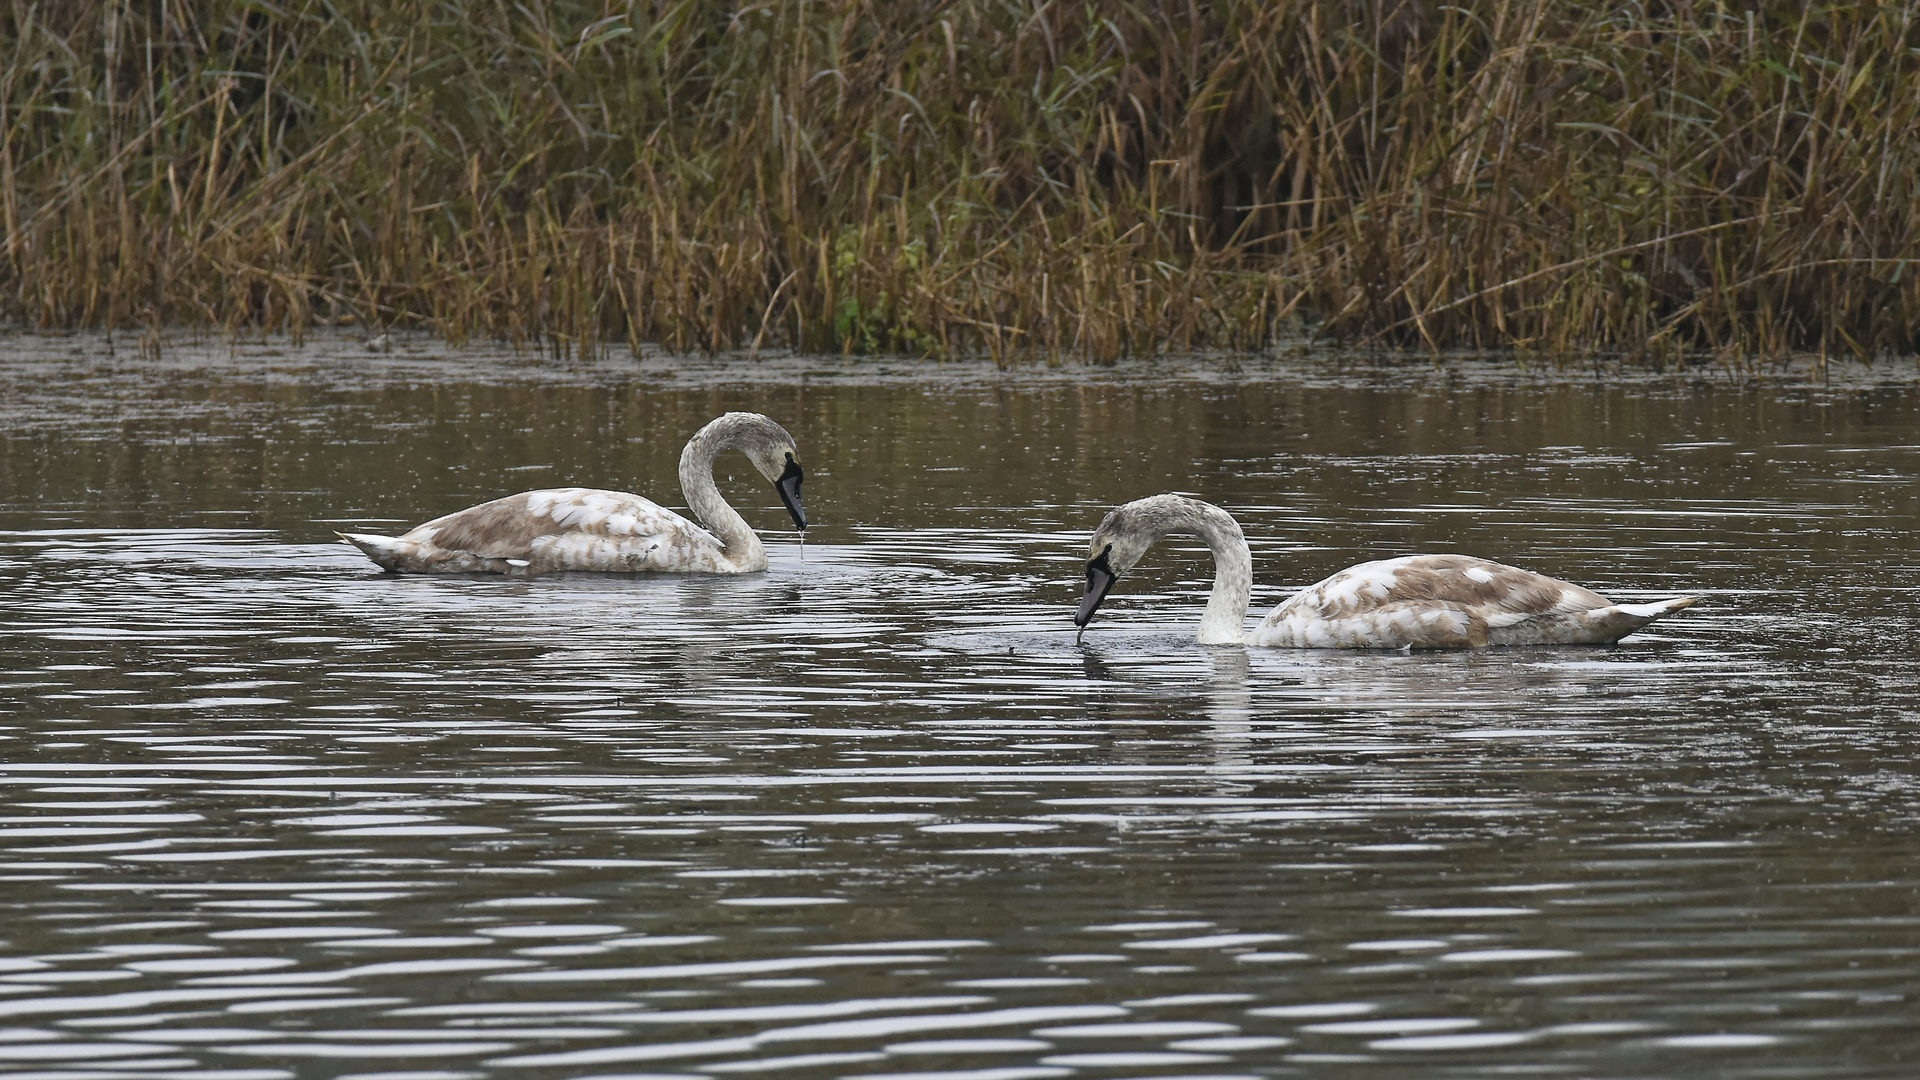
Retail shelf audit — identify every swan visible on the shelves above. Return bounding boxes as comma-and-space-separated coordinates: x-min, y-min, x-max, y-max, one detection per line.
339, 412, 805, 575
1073, 494, 1695, 648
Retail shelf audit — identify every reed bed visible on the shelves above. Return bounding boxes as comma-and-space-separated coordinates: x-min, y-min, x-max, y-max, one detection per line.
4, 0, 1918, 362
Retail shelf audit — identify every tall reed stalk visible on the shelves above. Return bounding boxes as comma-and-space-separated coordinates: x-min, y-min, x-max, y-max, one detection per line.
3, 1, 1917, 362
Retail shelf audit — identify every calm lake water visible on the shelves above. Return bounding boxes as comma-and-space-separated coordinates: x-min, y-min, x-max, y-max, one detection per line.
2, 335, 1919, 1080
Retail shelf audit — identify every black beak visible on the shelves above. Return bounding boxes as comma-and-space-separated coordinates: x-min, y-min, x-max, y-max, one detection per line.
1075, 545, 1117, 636
776, 455, 806, 531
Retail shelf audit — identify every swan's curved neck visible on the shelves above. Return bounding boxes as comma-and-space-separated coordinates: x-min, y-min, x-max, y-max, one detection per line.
679, 421, 764, 567
1172, 502, 1253, 645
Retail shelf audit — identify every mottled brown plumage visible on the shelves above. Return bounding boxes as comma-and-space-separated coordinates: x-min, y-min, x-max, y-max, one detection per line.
1253, 553, 1683, 648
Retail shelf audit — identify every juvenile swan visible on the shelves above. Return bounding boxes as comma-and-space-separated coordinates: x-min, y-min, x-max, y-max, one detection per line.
1074, 494, 1695, 648
339, 412, 805, 575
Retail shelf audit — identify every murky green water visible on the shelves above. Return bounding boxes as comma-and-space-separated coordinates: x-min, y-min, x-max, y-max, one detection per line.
2, 335, 1919, 1080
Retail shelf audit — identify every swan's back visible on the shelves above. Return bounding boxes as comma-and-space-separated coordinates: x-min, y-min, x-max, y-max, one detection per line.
343, 487, 741, 574
1255, 554, 1693, 648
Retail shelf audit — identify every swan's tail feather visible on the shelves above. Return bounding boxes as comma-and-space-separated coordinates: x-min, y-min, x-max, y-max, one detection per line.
338, 531, 407, 572
1587, 595, 1697, 642
338, 531, 519, 574
1617, 596, 1698, 619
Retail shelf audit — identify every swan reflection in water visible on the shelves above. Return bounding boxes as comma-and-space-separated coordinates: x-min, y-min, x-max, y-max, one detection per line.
1071, 633, 1695, 758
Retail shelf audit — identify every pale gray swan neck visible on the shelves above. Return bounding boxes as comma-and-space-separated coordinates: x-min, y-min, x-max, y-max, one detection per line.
679, 415, 764, 567
1148, 498, 1253, 645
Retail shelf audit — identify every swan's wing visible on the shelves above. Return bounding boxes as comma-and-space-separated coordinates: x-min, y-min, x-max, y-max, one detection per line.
404, 488, 705, 558
1284, 554, 1609, 617
1258, 554, 1613, 648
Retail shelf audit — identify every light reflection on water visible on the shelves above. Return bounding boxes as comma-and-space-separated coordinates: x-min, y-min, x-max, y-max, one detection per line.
0, 338, 1918, 1078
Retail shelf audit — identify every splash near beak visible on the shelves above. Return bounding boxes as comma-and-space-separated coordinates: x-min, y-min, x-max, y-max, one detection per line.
1075, 545, 1117, 640
776, 455, 806, 532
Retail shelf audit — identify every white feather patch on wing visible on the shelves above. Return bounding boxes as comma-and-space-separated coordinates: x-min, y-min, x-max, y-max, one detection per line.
1317, 558, 1404, 608
1549, 587, 1591, 614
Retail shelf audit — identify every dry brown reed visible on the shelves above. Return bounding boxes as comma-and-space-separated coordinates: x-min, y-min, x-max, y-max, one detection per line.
4, 1, 1918, 363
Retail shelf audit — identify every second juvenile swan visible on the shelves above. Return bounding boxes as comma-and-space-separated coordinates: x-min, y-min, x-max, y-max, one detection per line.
1074, 494, 1695, 648
340, 412, 805, 575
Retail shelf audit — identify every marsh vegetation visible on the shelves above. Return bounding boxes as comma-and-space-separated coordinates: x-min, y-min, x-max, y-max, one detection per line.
4, 1, 1917, 362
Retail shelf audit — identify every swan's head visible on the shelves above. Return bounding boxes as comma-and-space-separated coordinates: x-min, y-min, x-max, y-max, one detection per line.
712, 413, 807, 532
1074, 499, 1176, 633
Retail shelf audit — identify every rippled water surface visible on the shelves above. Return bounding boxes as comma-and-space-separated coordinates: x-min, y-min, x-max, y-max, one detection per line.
3, 335, 1920, 1080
